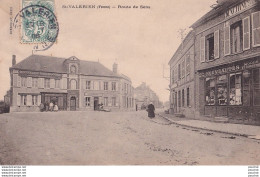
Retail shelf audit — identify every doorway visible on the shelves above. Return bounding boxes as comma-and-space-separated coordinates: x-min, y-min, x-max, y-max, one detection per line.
94, 97, 99, 110
70, 96, 76, 111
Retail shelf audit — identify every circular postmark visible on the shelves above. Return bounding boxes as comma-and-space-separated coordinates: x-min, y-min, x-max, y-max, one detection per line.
13, 5, 59, 51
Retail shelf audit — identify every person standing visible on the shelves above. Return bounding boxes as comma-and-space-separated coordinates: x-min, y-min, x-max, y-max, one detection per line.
147, 102, 155, 118
49, 102, 54, 112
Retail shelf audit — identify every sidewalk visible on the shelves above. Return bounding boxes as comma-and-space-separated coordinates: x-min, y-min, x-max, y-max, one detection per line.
158, 112, 260, 140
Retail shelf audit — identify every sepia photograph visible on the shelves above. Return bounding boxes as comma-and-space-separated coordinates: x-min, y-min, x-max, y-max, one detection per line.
0, 0, 260, 175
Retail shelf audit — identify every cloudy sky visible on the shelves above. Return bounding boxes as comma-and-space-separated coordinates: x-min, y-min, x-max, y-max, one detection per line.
0, 0, 216, 102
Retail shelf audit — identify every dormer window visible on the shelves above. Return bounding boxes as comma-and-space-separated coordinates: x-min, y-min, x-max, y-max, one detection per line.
70, 65, 76, 74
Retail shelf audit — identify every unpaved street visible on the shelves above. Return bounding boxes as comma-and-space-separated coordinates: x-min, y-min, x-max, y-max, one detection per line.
0, 111, 259, 165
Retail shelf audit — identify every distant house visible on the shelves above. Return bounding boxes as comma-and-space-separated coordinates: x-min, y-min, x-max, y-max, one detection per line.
9, 55, 134, 112
134, 82, 161, 109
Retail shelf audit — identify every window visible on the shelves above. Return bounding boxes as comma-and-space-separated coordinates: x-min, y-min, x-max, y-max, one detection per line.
93, 81, 99, 90
171, 69, 174, 84
178, 91, 181, 107
186, 55, 190, 76
70, 79, 77, 90
112, 82, 116, 91
104, 82, 108, 90
104, 97, 108, 106
32, 95, 38, 106
216, 75, 228, 105
44, 78, 50, 88
112, 97, 116, 106
86, 81, 91, 90
32, 78, 38, 88
231, 21, 243, 54
252, 11, 260, 47
70, 65, 76, 74
253, 69, 260, 105
55, 79, 60, 88
187, 87, 190, 107
206, 33, 214, 61
205, 78, 215, 105
181, 60, 185, 79
178, 64, 181, 80
21, 95, 27, 106
182, 89, 185, 107
229, 72, 242, 105
85, 97, 91, 106
21, 77, 27, 87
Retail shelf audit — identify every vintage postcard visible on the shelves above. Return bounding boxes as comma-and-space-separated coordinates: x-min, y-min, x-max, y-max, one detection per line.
0, 0, 260, 173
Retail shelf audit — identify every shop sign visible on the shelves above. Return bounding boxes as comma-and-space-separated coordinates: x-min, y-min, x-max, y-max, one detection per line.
19, 70, 62, 79
225, 0, 257, 18
200, 58, 260, 77
84, 92, 103, 97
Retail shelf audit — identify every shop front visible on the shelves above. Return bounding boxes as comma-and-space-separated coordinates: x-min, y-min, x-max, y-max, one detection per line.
41, 92, 67, 110
198, 57, 260, 120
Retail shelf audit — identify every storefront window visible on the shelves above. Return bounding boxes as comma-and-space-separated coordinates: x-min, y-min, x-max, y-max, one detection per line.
216, 75, 228, 105
229, 72, 242, 105
253, 69, 260, 106
205, 78, 215, 105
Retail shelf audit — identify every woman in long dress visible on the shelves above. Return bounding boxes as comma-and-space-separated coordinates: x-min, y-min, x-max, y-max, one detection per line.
147, 102, 155, 118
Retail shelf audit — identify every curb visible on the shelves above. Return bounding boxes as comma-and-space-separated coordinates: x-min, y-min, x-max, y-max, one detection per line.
157, 114, 253, 138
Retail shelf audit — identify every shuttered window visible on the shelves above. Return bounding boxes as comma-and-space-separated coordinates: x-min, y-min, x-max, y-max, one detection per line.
224, 24, 231, 56
214, 30, 220, 59
200, 36, 205, 62
243, 16, 251, 50
17, 75, 21, 87
37, 95, 41, 106
50, 79, 55, 89
17, 94, 21, 106
252, 11, 260, 47
27, 77, 32, 88
27, 95, 32, 106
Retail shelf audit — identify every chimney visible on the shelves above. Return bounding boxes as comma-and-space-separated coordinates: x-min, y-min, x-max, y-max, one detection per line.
12, 55, 16, 66
113, 63, 118, 74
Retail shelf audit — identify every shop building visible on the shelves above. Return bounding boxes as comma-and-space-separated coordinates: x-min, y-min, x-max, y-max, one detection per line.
191, 0, 260, 120
9, 55, 134, 112
168, 31, 195, 117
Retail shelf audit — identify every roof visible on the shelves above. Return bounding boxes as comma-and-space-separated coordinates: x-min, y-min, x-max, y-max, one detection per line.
191, 0, 242, 28
168, 30, 194, 65
10, 55, 131, 80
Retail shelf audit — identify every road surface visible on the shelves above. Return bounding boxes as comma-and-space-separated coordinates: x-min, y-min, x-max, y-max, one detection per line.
0, 111, 259, 165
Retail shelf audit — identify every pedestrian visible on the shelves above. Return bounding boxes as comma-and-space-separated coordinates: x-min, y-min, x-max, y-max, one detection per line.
39, 103, 44, 112
45, 102, 49, 112
54, 104, 58, 112
49, 102, 54, 112
136, 104, 138, 111
147, 102, 155, 118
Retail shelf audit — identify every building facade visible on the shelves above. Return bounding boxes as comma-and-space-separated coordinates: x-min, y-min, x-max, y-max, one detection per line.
192, 0, 260, 120
168, 31, 195, 117
9, 55, 135, 112
134, 82, 162, 109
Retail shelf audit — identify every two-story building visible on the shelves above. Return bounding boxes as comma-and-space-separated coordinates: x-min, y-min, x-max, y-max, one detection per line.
191, 0, 260, 120
168, 31, 195, 117
9, 54, 134, 112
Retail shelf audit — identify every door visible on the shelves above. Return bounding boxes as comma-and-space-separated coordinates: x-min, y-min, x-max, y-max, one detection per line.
94, 97, 99, 110
70, 97, 76, 111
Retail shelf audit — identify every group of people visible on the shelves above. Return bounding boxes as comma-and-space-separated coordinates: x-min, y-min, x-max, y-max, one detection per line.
40, 102, 59, 112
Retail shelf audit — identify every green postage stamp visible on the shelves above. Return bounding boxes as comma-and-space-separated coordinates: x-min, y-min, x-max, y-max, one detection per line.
14, 0, 59, 51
